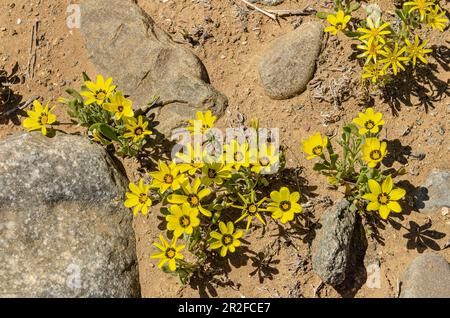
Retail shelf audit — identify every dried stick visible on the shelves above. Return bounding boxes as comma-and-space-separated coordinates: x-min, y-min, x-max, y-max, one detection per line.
238, 0, 278, 21
2, 95, 39, 117
265, 7, 317, 18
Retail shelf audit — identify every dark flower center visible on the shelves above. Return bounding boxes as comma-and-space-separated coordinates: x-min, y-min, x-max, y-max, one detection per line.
365, 120, 375, 130
208, 168, 217, 179
378, 193, 390, 205
139, 193, 148, 204
135, 127, 144, 135
187, 194, 200, 207
39, 114, 48, 125
118, 105, 124, 112
95, 90, 107, 100
370, 150, 382, 160
165, 248, 176, 259
222, 234, 233, 246
259, 157, 270, 167
247, 204, 258, 215
313, 146, 323, 156
280, 201, 291, 212
164, 174, 173, 184
179, 216, 191, 228
234, 151, 244, 162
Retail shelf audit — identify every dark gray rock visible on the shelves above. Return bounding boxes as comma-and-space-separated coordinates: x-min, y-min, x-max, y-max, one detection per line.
258, 22, 323, 100
0, 133, 139, 297
80, 0, 227, 135
415, 169, 450, 214
400, 253, 450, 298
312, 199, 356, 286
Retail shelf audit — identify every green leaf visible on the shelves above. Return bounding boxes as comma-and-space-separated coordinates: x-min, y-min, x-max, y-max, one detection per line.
316, 11, 329, 19
82, 72, 91, 82
98, 123, 119, 142
349, 2, 361, 12
313, 163, 328, 171
212, 211, 221, 224
160, 207, 170, 216
330, 153, 339, 165
65, 88, 83, 103
343, 30, 360, 38
260, 177, 269, 187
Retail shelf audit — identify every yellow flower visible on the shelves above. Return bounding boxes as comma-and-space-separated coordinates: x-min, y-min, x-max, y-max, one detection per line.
209, 221, 243, 257
357, 40, 385, 64
267, 187, 303, 224
324, 10, 351, 35
224, 140, 250, 171
426, 5, 448, 31
150, 235, 185, 271
353, 107, 385, 135
302, 132, 328, 160
187, 110, 216, 136
123, 116, 152, 143
168, 178, 212, 217
80, 74, 116, 105
379, 43, 410, 75
201, 161, 232, 186
232, 192, 268, 232
251, 143, 280, 174
363, 176, 406, 220
124, 179, 152, 216
166, 203, 200, 238
362, 137, 387, 168
103, 91, 134, 120
357, 17, 391, 45
362, 62, 386, 84
405, 35, 433, 67
150, 161, 186, 193
175, 142, 205, 175
404, 0, 435, 21
22, 100, 57, 136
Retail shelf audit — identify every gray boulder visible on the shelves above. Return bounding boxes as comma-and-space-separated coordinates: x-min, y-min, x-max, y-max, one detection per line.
258, 22, 323, 99
312, 199, 356, 286
415, 169, 450, 214
400, 253, 450, 298
0, 133, 139, 297
79, 0, 227, 135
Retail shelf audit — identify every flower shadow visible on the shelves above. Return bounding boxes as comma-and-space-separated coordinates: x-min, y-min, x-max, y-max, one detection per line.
0, 62, 24, 125
381, 62, 449, 115
403, 219, 446, 253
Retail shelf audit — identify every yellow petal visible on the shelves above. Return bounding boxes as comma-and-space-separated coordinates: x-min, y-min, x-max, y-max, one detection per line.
382, 175, 393, 194
368, 179, 381, 195
389, 188, 406, 200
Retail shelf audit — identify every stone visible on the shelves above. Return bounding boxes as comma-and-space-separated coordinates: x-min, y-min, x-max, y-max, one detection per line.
400, 253, 450, 298
258, 22, 323, 100
312, 199, 356, 286
79, 0, 227, 135
248, 0, 284, 5
0, 133, 139, 297
415, 169, 450, 214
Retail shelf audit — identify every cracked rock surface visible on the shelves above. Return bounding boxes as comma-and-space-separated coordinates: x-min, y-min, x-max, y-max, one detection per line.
0, 133, 140, 297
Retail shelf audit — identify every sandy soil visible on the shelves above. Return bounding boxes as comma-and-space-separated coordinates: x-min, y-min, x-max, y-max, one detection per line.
1, 0, 449, 298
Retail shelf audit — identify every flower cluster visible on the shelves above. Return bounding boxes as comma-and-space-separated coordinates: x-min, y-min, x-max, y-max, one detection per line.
123, 111, 305, 283
302, 108, 406, 221
59, 74, 154, 157
321, 1, 448, 84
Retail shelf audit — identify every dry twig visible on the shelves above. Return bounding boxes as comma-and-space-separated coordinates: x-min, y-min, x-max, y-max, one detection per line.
237, 0, 278, 21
